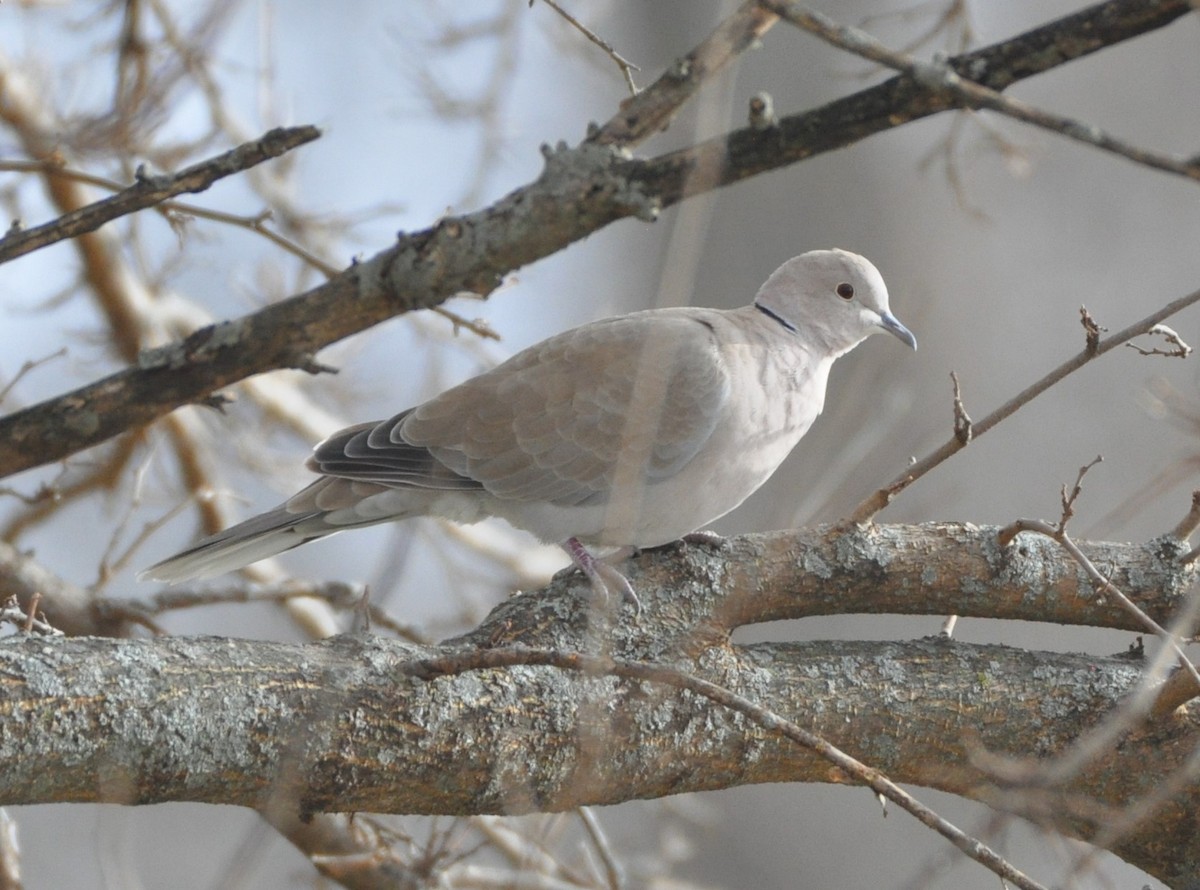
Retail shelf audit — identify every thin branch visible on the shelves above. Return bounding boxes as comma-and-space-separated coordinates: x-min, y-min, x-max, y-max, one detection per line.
0, 436, 142, 541
0, 349, 68, 406
430, 306, 501, 341
950, 371, 971, 444
108, 579, 426, 643
0, 595, 63, 637
1125, 323, 1192, 358
1080, 305, 1105, 355
576, 807, 623, 890
1172, 491, 1200, 542
1149, 667, 1200, 718
760, 1, 1200, 183
860, 0, 975, 58
1059, 455, 1104, 530
0, 126, 320, 266
587, 0, 779, 146
847, 284, 1200, 524
159, 202, 340, 276
535, 0, 640, 96
407, 647, 1050, 890
0, 808, 18, 890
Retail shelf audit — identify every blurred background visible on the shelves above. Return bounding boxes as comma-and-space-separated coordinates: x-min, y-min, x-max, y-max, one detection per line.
1, 1, 1198, 887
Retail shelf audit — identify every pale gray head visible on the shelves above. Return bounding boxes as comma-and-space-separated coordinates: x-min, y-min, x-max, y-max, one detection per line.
753, 249, 917, 356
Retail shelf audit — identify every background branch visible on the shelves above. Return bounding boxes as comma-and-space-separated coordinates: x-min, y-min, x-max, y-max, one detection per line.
848, 284, 1200, 523
0, 0, 1188, 480
0, 126, 320, 266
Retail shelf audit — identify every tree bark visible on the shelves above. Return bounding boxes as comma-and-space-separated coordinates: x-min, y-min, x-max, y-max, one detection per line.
2, 523, 1197, 885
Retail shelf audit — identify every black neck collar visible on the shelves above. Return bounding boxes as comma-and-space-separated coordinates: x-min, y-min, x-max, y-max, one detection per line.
754, 302, 797, 333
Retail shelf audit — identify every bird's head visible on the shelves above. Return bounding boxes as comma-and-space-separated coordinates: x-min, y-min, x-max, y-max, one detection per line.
754, 248, 917, 356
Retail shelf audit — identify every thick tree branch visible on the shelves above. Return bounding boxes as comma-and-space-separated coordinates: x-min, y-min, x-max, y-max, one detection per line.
580, 522, 1196, 638
406, 646, 1050, 890
0, 0, 1188, 480
1, 626, 1195, 885
3, 522, 1199, 885
8, 521, 1195, 643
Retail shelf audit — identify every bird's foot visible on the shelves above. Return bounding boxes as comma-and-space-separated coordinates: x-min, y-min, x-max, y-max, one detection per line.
682, 529, 725, 548
560, 538, 642, 615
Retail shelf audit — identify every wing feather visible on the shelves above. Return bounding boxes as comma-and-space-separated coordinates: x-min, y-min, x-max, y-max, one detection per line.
401, 312, 731, 506
300, 312, 731, 507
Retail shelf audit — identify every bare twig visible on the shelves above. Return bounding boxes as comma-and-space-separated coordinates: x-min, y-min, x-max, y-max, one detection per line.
159, 201, 340, 277
0, 437, 141, 541
1059, 455, 1103, 529
1171, 491, 1200, 542
20, 593, 40, 634
0, 808, 18, 890
431, 306, 501, 341
0, 349, 68, 406
860, 0, 975, 58
0, 595, 63, 636
0, 160, 345, 287
950, 371, 971, 444
535, 0, 640, 95
918, 110, 1030, 219
577, 806, 624, 890
1125, 323, 1192, 358
110, 580, 426, 643
407, 647, 1050, 890
588, 1, 779, 146
1080, 306, 1104, 356
761, 1, 1200, 183
0, 126, 321, 266
847, 284, 1200, 524
996, 458, 1200, 756
468, 815, 584, 882
1149, 667, 1200, 718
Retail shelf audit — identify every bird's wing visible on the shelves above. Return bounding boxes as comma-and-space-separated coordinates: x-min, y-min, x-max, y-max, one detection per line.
395, 311, 733, 507
307, 419, 484, 491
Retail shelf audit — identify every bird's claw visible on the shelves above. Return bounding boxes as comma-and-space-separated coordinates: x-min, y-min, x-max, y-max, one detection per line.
592, 560, 643, 615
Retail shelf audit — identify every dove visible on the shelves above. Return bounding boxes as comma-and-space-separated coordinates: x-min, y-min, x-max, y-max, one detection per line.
141, 249, 916, 605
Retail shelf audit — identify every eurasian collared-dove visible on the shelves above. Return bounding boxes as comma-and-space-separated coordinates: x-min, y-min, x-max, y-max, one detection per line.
141, 249, 916, 602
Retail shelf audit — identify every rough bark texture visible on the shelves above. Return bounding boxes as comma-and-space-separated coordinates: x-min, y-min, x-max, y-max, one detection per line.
2, 523, 1197, 885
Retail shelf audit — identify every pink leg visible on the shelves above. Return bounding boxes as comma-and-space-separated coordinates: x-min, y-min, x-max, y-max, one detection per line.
561, 537, 642, 613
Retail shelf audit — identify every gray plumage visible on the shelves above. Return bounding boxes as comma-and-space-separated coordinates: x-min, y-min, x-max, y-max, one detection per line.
141, 249, 916, 585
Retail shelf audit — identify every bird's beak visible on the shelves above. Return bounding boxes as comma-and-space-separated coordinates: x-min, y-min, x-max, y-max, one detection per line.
878, 311, 917, 350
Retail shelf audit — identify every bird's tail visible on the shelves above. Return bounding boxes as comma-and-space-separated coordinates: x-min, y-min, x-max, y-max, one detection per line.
137, 505, 333, 584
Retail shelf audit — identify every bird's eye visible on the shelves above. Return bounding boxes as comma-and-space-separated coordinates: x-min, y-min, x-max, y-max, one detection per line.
836, 282, 855, 300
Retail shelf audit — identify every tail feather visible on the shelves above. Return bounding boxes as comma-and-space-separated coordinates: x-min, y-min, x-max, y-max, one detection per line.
138, 506, 328, 583
140, 476, 443, 584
